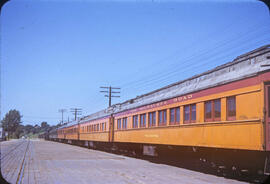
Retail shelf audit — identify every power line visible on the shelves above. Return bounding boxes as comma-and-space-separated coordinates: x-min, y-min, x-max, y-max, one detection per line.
122, 36, 270, 94
108, 15, 266, 89
100, 86, 121, 107
118, 23, 269, 90
89, 17, 269, 110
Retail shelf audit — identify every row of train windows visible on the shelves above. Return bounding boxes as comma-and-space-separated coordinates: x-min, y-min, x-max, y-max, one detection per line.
117, 118, 127, 130
116, 96, 236, 130
204, 97, 236, 121
66, 128, 77, 134
83, 122, 106, 132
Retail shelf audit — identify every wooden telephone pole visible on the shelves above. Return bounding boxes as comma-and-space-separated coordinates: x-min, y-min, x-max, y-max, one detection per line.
70, 108, 82, 121
58, 109, 67, 125
100, 86, 121, 107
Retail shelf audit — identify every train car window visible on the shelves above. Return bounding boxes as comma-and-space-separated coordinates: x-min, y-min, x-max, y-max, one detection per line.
227, 96, 236, 120
149, 112, 152, 126
170, 107, 180, 124
158, 111, 162, 125
191, 104, 196, 121
117, 119, 121, 130
184, 105, 190, 123
214, 99, 221, 120
97, 124, 99, 131
205, 100, 221, 122
158, 110, 167, 126
101, 123, 104, 131
153, 112, 156, 126
164, 110, 167, 123
140, 114, 146, 127
122, 117, 127, 129
205, 101, 212, 120
184, 104, 196, 123
133, 115, 138, 128
176, 107, 180, 123
148, 112, 156, 127
170, 109, 175, 124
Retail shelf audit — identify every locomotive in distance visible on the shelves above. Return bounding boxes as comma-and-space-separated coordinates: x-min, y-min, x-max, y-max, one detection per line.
46, 44, 270, 179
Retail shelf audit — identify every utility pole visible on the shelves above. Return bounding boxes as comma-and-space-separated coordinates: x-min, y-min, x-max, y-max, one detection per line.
100, 86, 121, 107
58, 109, 67, 125
70, 108, 82, 121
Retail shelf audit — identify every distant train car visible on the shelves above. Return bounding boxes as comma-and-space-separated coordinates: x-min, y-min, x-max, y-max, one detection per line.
49, 45, 270, 177
48, 128, 58, 141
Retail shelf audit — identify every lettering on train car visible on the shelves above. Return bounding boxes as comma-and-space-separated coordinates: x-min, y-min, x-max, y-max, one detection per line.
116, 94, 193, 117
144, 134, 159, 138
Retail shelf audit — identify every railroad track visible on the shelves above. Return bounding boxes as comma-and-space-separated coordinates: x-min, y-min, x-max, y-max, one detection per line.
0, 140, 31, 184
16, 140, 30, 184
0, 140, 27, 161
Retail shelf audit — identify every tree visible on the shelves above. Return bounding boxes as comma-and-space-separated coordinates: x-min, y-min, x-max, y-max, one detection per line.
24, 124, 35, 134
41, 121, 50, 132
15, 125, 24, 138
1, 109, 22, 139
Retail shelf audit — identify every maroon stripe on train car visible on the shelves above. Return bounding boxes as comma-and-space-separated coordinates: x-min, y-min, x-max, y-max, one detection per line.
114, 71, 270, 117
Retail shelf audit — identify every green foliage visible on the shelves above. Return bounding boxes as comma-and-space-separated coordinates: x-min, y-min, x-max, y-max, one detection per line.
20, 122, 54, 138
41, 121, 50, 132
1, 109, 22, 139
1, 109, 59, 139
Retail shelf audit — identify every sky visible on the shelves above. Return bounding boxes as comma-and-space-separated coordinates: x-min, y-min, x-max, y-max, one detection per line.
1, 0, 270, 126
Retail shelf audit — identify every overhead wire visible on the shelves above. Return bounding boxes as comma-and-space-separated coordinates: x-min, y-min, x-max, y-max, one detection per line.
119, 22, 270, 90
110, 15, 267, 89
87, 15, 270, 111
121, 29, 270, 92
126, 36, 270, 94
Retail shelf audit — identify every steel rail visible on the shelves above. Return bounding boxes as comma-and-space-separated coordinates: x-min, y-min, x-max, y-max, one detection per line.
16, 140, 30, 184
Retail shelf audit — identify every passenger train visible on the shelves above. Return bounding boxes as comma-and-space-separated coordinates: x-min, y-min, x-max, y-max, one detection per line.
46, 45, 270, 180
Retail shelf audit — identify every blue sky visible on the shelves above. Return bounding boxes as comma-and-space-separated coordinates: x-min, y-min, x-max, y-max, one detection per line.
1, 0, 270, 125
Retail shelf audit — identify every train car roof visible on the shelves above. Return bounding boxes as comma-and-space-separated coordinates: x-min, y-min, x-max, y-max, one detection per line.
57, 120, 79, 130
79, 110, 111, 124
63, 44, 270, 126
112, 44, 270, 113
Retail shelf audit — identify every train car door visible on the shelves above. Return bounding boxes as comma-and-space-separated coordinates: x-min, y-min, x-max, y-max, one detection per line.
109, 116, 114, 142
265, 84, 270, 150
